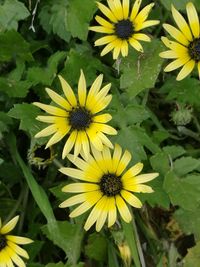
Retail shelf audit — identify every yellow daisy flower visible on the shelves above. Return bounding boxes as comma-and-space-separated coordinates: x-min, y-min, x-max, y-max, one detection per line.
59, 144, 158, 232
89, 0, 159, 59
34, 70, 117, 159
0, 216, 33, 267
160, 2, 200, 80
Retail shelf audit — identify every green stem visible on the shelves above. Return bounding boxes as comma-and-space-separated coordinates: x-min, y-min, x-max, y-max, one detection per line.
177, 126, 200, 142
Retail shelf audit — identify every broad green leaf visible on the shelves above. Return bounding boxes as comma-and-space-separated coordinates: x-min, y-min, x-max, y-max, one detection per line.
27, 51, 67, 86
113, 125, 160, 163
150, 152, 170, 176
85, 233, 108, 262
164, 171, 200, 211
39, 1, 71, 42
120, 39, 163, 97
0, 112, 13, 133
140, 177, 170, 208
174, 157, 200, 177
67, 0, 96, 40
8, 103, 44, 139
61, 47, 108, 87
159, 0, 197, 10
0, 0, 29, 31
0, 30, 33, 62
42, 220, 85, 265
160, 77, 200, 107
110, 99, 150, 127
163, 146, 185, 159
45, 263, 67, 267
174, 207, 200, 240
183, 241, 200, 267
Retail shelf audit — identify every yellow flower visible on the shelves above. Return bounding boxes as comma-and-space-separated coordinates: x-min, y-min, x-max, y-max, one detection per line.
34, 70, 117, 159
160, 2, 200, 80
89, 0, 159, 59
59, 144, 158, 232
0, 216, 33, 267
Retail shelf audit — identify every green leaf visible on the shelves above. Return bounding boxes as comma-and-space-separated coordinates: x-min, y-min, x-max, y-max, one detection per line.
174, 157, 200, 176
163, 145, 186, 159
164, 171, 200, 211
85, 233, 108, 262
27, 51, 67, 86
120, 39, 163, 97
160, 77, 200, 107
67, 0, 96, 40
150, 152, 171, 176
174, 207, 200, 240
0, 112, 13, 133
39, 1, 71, 42
140, 177, 170, 208
61, 47, 107, 87
42, 220, 85, 265
183, 241, 200, 267
8, 103, 44, 139
0, 0, 30, 31
0, 30, 33, 62
113, 125, 160, 163
159, 0, 197, 10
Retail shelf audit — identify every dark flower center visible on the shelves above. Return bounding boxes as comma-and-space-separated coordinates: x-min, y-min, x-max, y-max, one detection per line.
0, 235, 7, 251
115, 19, 134, 39
188, 38, 200, 62
68, 107, 92, 130
100, 173, 122, 197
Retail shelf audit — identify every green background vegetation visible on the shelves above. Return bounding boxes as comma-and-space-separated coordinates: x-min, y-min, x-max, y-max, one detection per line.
1, 0, 200, 266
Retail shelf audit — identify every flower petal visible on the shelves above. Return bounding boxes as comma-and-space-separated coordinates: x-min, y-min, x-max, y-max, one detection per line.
116, 195, 132, 223
1, 216, 19, 235
58, 75, 77, 107
176, 59, 195, 81
62, 130, 77, 159
186, 2, 199, 38
121, 190, 142, 208
78, 70, 87, 106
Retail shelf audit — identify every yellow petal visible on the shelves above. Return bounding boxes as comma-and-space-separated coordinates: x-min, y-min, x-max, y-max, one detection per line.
6, 235, 33, 245
129, 37, 143, 52
62, 130, 77, 159
116, 195, 132, 223
84, 196, 107, 231
80, 131, 90, 159
97, 2, 118, 23
93, 113, 112, 123
121, 162, 143, 181
45, 131, 66, 148
59, 193, 86, 208
171, 4, 192, 41
7, 241, 29, 259
123, 0, 129, 19
111, 143, 122, 173
45, 88, 71, 110
62, 183, 99, 193
161, 37, 188, 56
116, 149, 131, 176
35, 124, 57, 138
113, 40, 122, 59
5, 246, 26, 267
163, 23, 189, 46
89, 26, 114, 34
135, 19, 159, 31
121, 190, 142, 208
98, 132, 114, 149
164, 56, 190, 72
107, 197, 117, 227
134, 3, 154, 26
95, 35, 117, 46
95, 15, 114, 29
186, 2, 200, 38
130, 0, 142, 21
134, 173, 159, 184
74, 132, 82, 159
58, 75, 77, 107
86, 74, 104, 106
1, 216, 19, 235
96, 198, 109, 231
78, 70, 87, 106
159, 50, 178, 59
121, 40, 129, 57
176, 59, 195, 81
33, 102, 67, 117
133, 33, 151, 42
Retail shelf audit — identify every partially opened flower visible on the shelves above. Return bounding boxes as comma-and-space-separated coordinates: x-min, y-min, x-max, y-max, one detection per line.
160, 2, 200, 80
34, 70, 117, 159
59, 144, 158, 232
0, 216, 33, 267
89, 0, 159, 59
